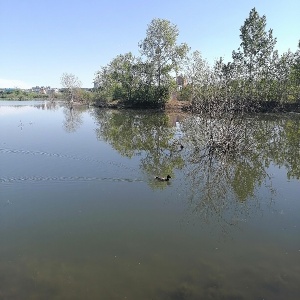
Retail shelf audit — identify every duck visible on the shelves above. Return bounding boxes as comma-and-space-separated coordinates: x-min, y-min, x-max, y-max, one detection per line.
155, 175, 171, 182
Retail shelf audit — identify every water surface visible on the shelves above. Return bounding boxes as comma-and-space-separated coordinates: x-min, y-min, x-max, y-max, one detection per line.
0, 101, 299, 299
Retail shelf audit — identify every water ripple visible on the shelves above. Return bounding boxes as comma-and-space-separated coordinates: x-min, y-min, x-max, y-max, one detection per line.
0, 147, 136, 172
0, 176, 144, 184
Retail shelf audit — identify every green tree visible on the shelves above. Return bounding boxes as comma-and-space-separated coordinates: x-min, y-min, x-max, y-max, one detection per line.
108, 52, 143, 102
139, 18, 189, 88
232, 8, 277, 101
272, 49, 295, 102
94, 65, 116, 102
94, 54, 172, 108
181, 50, 210, 101
289, 41, 300, 101
94, 19, 189, 108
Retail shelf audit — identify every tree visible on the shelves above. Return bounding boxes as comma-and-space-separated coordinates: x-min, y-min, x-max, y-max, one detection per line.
93, 19, 189, 108
232, 8, 277, 101
139, 18, 189, 88
293, 41, 300, 83
60, 73, 82, 105
94, 53, 172, 108
289, 40, 300, 101
94, 66, 115, 102
272, 49, 295, 102
181, 50, 210, 101
109, 52, 142, 101
94, 53, 141, 101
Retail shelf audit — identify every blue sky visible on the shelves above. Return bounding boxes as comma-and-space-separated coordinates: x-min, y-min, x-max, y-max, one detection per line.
1, 0, 299, 88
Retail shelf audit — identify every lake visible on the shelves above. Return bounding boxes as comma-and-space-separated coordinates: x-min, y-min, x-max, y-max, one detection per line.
0, 100, 299, 300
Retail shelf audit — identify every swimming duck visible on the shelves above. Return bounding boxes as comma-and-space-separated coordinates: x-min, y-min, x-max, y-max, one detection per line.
155, 175, 171, 182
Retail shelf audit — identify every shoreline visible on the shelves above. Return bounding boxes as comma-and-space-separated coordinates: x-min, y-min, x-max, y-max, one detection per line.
2, 98, 300, 113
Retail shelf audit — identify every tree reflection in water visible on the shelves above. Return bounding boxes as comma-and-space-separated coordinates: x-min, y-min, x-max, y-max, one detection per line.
93, 109, 185, 189
62, 105, 84, 133
255, 113, 300, 180
180, 118, 263, 228
179, 113, 300, 229
92, 109, 300, 226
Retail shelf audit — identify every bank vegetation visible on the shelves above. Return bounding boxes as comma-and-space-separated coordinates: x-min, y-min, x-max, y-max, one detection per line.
89, 8, 300, 114
56, 8, 300, 158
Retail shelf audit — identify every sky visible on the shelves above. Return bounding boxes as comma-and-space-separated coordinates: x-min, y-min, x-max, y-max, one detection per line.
1, 0, 299, 89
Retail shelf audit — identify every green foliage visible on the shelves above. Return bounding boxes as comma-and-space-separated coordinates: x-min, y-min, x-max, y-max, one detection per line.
94, 54, 171, 108
288, 41, 300, 102
177, 85, 193, 101
92, 11, 298, 112
76, 89, 94, 104
130, 84, 170, 108
139, 18, 189, 87
0, 88, 49, 100
94, 18, 188, 109
231, 7, 277, 103
190, 8, 299, 114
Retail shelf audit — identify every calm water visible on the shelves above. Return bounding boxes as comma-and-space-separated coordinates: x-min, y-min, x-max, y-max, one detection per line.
0, 100, 299, 300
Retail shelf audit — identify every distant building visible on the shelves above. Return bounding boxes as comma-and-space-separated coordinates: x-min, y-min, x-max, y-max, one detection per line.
31, 86, 56, 94
93, 80, 100, 89
176, 75, 187, 90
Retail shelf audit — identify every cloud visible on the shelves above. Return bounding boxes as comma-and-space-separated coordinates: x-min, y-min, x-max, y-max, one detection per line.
0, 78, 32, 89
